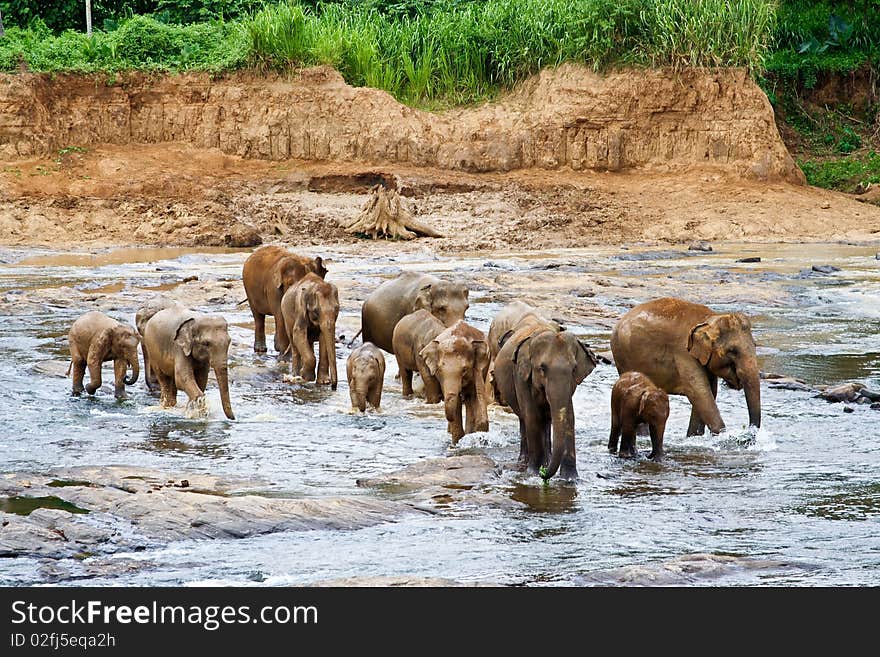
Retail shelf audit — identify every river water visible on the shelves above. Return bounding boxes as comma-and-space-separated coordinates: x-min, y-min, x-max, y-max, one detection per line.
0, 243, 878, 586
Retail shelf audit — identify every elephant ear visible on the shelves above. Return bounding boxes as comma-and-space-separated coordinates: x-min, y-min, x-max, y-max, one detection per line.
574, 339, 598, 383
313, 256, 328, 279
687, 320, 717, 366
420, 340, 441, 376
174, 318, 196, 357
473, 339, 489, 374
497, 329, 515, 350
414, 284, 433, 311
513, 337, 533, 385
271, 263, 286, 293
87, 327, 113, 367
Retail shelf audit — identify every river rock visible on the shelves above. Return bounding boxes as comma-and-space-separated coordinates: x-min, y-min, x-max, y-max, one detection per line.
574, 553, 793, 586
357, 455, 500, 492
688, 241, 713, 252
308, 576, 499, 587
811, 265, 841, 274
818, 382, 865, 403
0, 466, 424, 559
736, 256, 761, 263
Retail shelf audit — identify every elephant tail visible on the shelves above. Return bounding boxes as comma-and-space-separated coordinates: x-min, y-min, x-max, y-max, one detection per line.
235, 298, 249, 306
66, 359, 72, 377
347, 328, 363, 348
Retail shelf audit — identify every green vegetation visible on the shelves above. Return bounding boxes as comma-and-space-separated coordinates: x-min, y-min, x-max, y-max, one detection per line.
0, 1, 878, 191
799, 152, 880, 192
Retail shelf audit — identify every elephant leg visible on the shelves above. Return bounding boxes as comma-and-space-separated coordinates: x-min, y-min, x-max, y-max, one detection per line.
368, 384, 382, 411
252, 310, 267, 353
175, 359, 204, 408
84, 357, 104, 395
687, 375, 717, 436
608, 412, 621, 454
523, 412, 546, 476
113, 359, 129, 400
464, 394, 476, 435
316, 339, 331, 385
293, 331, 316, 382
619, 422, 638, 458
157, 372, 177, 408
274, 312, 290, 359
648, 424, 664, 462
400, 365, 414, 398
71, 359, 86, 395
418, 364, 442, 404
517, 417, 529, 468
687, 389, 725, 436
143, 344, 159, 394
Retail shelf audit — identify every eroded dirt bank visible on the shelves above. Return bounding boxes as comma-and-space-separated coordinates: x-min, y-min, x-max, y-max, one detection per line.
1, 65, 801, 181
0, 143, 877, 250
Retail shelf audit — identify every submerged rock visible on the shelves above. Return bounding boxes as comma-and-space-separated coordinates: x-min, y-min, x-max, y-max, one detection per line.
309, 576, 499, 587
736, 256, 761, 263
688, 241, 713, 252
817, 382, 879, 404
811, 265, 841, 274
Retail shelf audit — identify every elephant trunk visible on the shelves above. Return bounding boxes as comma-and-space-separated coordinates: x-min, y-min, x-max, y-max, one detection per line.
320, 328, 338, 390
741, 362, 761, 429
123, 350, 139, 385
352, 379, 370, 412
542, 399, 577, 481
214, 363, 235, 420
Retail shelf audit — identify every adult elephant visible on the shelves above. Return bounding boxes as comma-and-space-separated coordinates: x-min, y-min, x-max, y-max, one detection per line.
242, 246, 327, 356
610, 297, 761, 436
361, 272, 469, 353
493, 316, 598, 481
142, 306, 235, 420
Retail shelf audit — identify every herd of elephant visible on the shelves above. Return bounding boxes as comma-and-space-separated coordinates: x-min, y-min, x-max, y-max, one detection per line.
65, 245, 762, 481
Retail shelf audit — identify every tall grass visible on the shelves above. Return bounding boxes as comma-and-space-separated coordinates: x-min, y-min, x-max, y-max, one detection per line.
1, 0, 779, 105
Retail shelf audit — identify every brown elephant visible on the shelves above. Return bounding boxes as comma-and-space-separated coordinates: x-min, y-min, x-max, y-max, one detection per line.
135, 297, 180, 394
609, 372, 669, 461
391, 309, 446, 402
242, 245, 327, 356
361, 272, 469, 353
610, 297, 761, 437
493, 316, 598, 481
347, 342, 385, 412
67, 311, 140, 399
142, 306, 235, 419
487, 300, 561, 403
419, 320, 490, 444
279, 272, 339, 389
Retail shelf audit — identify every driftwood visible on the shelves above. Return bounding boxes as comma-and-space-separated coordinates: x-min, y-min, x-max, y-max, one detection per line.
346, 185, 443, 240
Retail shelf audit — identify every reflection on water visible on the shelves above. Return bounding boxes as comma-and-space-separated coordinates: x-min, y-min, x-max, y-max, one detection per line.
0, 243, 879, 586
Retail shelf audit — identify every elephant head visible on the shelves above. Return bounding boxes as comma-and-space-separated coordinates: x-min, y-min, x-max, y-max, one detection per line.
414, 281, 469, 327
304, 280, 340, 390
515, 329, 598, 481
421, 325, 490, 433
273, 256, 327, 298
687, 313, 761, 429
86, 323, 140, 392
175, 316, 235, 420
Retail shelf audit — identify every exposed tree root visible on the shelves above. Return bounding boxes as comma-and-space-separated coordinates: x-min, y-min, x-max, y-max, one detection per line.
346, 185, 443, 240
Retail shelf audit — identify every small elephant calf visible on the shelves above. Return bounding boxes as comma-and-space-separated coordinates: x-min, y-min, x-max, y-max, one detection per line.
347, 342, 385, 412
67, 311, 140, 399
609, 371, 669, 461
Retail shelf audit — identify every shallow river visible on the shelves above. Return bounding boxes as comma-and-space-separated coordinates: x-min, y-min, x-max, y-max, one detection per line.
0, 243, 878, 586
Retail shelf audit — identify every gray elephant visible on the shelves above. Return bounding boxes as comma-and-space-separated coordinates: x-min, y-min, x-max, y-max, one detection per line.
391, 309, 446, 402
419, 320, 490, 444
280, 272, 339, 389
347, 342, 385, 412
493, 315, 598, 481
67, 311, 140, 399
361, 272, 469, 353
610, 297, 760, 436
135, 297, 180, 394
142, 306, 235, 420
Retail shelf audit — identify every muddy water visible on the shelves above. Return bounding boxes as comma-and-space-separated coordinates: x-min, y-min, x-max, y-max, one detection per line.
0, 243, 878, 586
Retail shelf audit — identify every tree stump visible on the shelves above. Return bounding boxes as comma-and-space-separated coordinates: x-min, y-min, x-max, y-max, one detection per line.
346, 185, 443, 240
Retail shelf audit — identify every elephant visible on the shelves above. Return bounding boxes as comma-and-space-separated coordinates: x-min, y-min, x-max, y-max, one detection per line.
361, 272, 469, 353
391, 309, 446, 402
493, 315, 599, 481
279, 272, 339, 389
608, 371, 669, 461
242, 245, 327, 356
135, 297, 180, 394
142, 306, 235, 420
486, 300, 561, 403
67, 311, 140, 399
419, 320, 490, 444
347, 342, 385, 412
610, 297, 761, 437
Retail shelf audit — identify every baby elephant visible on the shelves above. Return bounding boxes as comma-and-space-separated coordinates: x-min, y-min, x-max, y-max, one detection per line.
67, 311, 140, 399
280, 273, 340, 389
392, 309, 446, 402
609, 371, 669, 461
347, 343, 385, 412
419, 320, 490, 444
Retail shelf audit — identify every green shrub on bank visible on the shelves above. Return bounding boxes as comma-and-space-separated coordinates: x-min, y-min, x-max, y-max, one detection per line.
798, 152, 880, 192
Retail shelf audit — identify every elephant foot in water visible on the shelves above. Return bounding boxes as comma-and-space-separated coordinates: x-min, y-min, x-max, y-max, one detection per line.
184, 395, 209, 419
